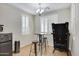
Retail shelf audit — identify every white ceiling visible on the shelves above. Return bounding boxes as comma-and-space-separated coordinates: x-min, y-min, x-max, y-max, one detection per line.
10, 3, 71, 15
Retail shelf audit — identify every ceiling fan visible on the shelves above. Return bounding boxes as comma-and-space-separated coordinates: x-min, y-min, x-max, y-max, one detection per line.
35, 3, 50, 15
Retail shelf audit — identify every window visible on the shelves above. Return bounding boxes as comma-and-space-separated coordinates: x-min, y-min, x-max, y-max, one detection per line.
40, 17, 48, 33
40, 14, 58, 33
22, 15, 30, 35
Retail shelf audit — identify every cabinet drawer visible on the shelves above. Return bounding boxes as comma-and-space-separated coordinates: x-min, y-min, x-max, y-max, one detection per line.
0, 33, 12, 42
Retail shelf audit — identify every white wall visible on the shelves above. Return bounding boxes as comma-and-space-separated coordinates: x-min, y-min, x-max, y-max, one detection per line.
34, 8, 71, 46
70, 3, 79, 56
43, 8, 71, 30
0, 4, 35, 51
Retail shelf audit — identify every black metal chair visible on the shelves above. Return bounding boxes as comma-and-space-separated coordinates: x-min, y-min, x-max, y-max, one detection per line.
51, 22, 70, 56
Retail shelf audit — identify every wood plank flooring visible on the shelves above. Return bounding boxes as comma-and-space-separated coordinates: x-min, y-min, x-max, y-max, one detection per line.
13, 44, 69, 56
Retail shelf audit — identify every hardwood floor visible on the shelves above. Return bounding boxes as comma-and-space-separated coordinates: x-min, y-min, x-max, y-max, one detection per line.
13, 44, 69, 56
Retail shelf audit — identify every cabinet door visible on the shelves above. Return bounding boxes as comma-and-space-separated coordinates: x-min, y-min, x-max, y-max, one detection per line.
0, 41, 12, 56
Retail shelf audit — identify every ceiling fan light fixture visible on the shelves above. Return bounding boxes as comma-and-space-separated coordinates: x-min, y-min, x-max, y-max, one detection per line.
36, 8, 40, 13
40, 9, 44, 14
36, 8, 44, 14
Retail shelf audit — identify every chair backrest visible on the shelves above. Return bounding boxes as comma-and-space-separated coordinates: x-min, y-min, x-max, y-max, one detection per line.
52, 22, 69, 44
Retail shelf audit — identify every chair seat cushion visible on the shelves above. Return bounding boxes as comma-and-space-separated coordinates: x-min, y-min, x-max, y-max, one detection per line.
54, 43, 66, 49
